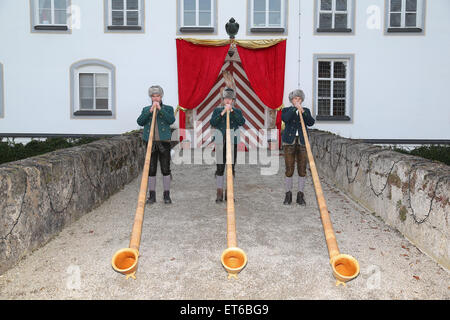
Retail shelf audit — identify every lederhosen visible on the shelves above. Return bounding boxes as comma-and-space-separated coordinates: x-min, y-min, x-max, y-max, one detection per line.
283, 137, 307, 178
282, 108, 315, 178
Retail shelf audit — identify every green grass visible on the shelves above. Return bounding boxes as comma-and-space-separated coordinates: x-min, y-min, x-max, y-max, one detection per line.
0, 137, 99, 165
392, 145, 450, 166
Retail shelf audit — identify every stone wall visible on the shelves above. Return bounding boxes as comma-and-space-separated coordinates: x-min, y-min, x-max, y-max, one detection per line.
1, 129, 448, 274
309, 130, 450, 270
0, 132, 145, 275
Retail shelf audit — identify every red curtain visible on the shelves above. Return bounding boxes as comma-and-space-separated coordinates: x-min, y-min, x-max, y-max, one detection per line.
236, 40, 287, 148
176, 39, 230, 141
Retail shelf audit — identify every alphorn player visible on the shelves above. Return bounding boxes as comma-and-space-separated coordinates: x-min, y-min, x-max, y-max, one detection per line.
137, 85, 176, 204
281, 89, 315, 205
210, 87, 246, 203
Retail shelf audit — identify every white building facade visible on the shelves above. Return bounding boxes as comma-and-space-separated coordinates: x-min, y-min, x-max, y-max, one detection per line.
0, 0, 449, 141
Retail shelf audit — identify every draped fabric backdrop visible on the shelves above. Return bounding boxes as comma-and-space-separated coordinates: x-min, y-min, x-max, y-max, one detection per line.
176, 39, 230, 142
176, 38, 287, 147
236, 40, 286, 148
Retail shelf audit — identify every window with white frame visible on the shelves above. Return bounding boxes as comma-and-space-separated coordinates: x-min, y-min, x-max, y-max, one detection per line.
31, 0, 70, 31
105, 0, 144, 31
250, 0, 286, 32
314, 55, 353, 121
79, 73, 109, 111
70, 60, 115, 117
386, 0, 425, 32
316, 0, 354, 33
179, 0, 215, 32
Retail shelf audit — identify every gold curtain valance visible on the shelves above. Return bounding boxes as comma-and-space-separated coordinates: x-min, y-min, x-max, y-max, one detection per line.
235, 38, 286, 49
177, 38, 286, 49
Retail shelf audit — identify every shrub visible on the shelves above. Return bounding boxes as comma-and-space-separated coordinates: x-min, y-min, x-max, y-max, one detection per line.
0, 137, 99, 165
393, 145, 450, 166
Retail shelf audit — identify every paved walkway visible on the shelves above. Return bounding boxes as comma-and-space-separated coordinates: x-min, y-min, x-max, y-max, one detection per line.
0, 157, 449, 299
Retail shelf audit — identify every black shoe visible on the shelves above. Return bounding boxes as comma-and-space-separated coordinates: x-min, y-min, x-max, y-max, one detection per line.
296, 191, 306, 205
163, 191, 172, 204
283, 191, 292, 205
147, 191, 156, 204
216, 188, 223, 203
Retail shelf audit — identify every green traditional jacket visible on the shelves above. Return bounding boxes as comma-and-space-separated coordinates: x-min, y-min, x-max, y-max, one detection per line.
137, 104, 175, 142
209, 106, 246, 144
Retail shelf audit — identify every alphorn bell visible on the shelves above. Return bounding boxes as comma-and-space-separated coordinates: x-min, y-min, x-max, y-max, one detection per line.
220, 109, 248, 279
111, 108, 158, 279
297, 107, 360, 286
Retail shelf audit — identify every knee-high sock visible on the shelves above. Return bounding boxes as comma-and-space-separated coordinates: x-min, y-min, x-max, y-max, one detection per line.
149, 176, 156, 191
163, 175, 171, 192
298, 176, 305, 193
285, 176, 293, 192
216, 175, 224, 189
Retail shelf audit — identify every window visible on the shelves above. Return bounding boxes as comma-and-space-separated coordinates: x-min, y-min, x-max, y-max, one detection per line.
30, 0, 71, 32
105, 0, 145, 32
249, 0, 287, 33
0, 63, 4, 119
386, 0, 425, 33
178, 0, 216, 33
313, 55, 354, 121
79, 73, 109, 111
70, 60, 116, 118
315, 0, 354, 33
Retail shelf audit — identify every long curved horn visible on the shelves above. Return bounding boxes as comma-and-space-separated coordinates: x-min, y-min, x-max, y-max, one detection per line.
220, 109, 247, 279
111, 109, 158, 279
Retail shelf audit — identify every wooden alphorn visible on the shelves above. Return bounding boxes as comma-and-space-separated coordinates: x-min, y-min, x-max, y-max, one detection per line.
111, 108, 158, 279
220, 109, 248, 279
297, 107, 360, 286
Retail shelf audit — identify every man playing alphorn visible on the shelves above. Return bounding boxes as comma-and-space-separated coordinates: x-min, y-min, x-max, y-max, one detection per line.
137, 85, 175, 204
281, 89, 315, 205
210, 87, 245, 203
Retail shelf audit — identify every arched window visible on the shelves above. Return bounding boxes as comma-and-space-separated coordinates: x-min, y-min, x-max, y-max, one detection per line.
70, 59, 116, 118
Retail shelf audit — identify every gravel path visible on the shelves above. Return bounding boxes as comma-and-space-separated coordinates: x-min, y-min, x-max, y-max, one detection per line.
0, 154, 449, 299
